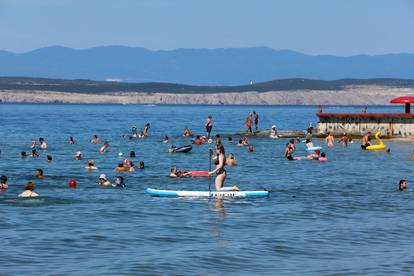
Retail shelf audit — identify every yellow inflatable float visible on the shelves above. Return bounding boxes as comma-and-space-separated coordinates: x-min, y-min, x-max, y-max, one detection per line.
366, 132, 386, 150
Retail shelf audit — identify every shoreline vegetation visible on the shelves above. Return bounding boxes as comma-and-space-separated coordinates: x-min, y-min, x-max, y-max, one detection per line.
1, 77, 414, 105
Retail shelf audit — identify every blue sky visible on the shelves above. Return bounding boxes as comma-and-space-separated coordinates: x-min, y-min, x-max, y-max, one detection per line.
0, 0, 413, 55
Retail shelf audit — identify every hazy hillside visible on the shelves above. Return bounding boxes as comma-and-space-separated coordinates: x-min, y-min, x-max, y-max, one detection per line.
1, 46, 414, 85
1, 77, 414, 94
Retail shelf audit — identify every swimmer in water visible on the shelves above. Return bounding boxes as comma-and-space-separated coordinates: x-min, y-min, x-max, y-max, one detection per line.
139, 161, 145, 169
215, 134, 222, 146
75, 151, 82, 160
123, 160, 135, 172
68, 136, 75, 144
21, 151, 28, 158
325, 132, 334, 147
0, 175, 9, 189
361, 132, 371, 150
307, 149, 321, 160
132, 126, 138, 138
35, 169, 44, 179
163, 136, 169, 144
32, 149, 39, 158
115, 162, 128, 172
205, 115, 213, 139
130, 151, 136, 158
100, 141, 109, 153
138, 131, 145, 138
192, 136, 205, 145
288, 139, 296, 151
209, 145, 239, 191
39, 138, 48, 149
169, 145, 177, 153
183, 127, 192, 137
305, 138, 315, 149
242, 136, 249, 145
237, 139, 244, 147
340, 133, 349, 147
113, 176, 126, 188
399, 179, 408, 191
169, 165, 188, 178
247, 145, 254, 153
91, 135, 100, 144
284, 142, 297, 160
31, 140, 36, 148
98, 174, 111, 186
143, 123, 150, 137
19, 182, 39, 197
226, 153, 238, 166
318, 152, 328, 161
85, 160, 98, 170
46, 155, 53, 163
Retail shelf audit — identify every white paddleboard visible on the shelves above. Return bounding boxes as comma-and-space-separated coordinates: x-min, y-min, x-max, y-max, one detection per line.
145, 188, 269, 198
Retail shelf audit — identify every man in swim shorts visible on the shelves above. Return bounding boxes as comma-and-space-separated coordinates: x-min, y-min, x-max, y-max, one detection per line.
361, 132, 371, 150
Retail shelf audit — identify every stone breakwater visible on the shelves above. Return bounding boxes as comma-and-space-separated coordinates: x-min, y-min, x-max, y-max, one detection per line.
1, 86, 414, 105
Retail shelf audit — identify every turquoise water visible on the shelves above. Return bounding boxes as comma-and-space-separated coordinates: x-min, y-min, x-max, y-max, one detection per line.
1, 104, 414, 275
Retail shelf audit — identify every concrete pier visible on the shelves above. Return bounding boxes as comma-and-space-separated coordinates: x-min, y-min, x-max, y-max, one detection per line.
316, 97, 414, 138
317, 113, 414, 137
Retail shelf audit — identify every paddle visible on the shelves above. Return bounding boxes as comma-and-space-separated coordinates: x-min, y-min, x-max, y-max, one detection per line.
208, 148, 214, 196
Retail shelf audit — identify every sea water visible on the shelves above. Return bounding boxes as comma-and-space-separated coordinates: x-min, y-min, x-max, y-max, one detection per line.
0, 104, 413, 275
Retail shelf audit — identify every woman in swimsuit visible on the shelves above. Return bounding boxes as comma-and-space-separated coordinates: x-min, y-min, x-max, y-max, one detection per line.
209, 145, 239, 191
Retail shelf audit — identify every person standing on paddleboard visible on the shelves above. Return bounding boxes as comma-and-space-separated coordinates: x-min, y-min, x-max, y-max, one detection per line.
205, 115, 213, 139
209, 145, 239, 191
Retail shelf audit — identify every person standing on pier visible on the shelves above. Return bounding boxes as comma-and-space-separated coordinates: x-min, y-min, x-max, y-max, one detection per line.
246, 113, 253, 134
253, 111, 259, 131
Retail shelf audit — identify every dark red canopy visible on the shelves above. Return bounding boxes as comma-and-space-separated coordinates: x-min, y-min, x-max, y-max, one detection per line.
390, 97, 414, 113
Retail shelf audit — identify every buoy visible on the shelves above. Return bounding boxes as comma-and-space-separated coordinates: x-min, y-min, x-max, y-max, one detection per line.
69, 180, 77, 188
118, 152, 124, 157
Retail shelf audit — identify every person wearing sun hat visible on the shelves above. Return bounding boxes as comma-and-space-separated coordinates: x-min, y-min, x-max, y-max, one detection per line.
98, 174, 111, 186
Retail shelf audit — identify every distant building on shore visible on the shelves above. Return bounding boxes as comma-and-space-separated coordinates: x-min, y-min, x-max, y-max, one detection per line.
317, 97, 414, 137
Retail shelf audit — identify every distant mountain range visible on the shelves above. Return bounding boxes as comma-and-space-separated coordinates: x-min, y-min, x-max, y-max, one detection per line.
1, 46, 414, 85
1, 76, 414, 94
